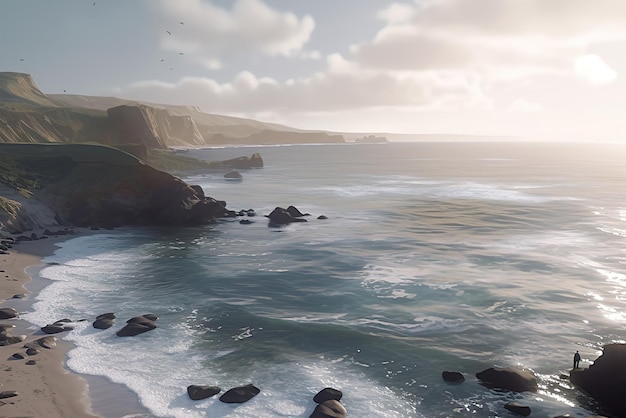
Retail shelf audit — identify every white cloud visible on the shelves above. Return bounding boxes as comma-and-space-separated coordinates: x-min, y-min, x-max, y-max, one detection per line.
356, 0, 626, 78
153, 0, 314, 57
574, 54, 618, 85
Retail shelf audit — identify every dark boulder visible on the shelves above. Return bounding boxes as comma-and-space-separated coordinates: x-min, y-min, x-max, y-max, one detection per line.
93, 312, 116, 329
286, 205, 307, 217
26, 347, 40, 356
266, 207, 308, 226
504, 402, 531, 416
239, 219, 253, 224
187, 385, 221, 400
317, 215, 328, 220
570, 344, 626, 418
309, 399, 347, 418
219, 384, 260, 403
41, 324, 72, 334
116, 315, 157, 337
442, 371, 465, 383
475, 367, 537, 392
93, 318, 115, 329
0, 307, 18, 320
313, 387, 343, 404
0, 391, 18, 399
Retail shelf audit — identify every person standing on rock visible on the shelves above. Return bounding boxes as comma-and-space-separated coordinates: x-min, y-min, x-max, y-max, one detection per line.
573, 350, 581, 369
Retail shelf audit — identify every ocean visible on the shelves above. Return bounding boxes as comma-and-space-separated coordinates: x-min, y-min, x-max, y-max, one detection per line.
22, 142, 626, 417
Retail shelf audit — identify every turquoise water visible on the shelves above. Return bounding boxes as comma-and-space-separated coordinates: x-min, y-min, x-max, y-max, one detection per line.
24, 142, 626, 417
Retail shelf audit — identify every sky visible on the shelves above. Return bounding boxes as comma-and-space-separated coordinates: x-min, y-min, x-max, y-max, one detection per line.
2, 0, 626, 141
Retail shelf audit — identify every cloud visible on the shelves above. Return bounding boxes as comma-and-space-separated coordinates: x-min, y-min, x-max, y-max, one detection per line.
153, 0, 315, 57
574, 54, 618, 85
508, 98, 543, 113
120, 52, 491, 116
355, 0, 626, 78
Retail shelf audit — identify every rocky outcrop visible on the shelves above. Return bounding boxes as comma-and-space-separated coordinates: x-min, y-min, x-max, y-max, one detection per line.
0, 143, 232, 231
266, 206, 308, 226
220, 153, 264, 169
570, 344, 626, 417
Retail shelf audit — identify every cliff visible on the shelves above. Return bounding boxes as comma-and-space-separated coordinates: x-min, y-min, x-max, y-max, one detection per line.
0, 143, 232, 233
570, 343, 626, 417
1, 72, 346, 148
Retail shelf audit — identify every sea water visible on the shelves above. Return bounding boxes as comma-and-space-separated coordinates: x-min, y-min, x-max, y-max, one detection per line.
22, 142, 626, 417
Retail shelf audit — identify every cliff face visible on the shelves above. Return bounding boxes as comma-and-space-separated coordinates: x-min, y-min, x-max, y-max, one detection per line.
0, 143, 231, 233
0, 72, 58, 108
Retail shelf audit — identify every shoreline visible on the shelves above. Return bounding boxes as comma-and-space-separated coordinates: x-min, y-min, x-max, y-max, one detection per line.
0, 231, 152, 418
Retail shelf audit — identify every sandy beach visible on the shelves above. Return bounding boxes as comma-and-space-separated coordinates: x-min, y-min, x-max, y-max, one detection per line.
0, 233, 99, 418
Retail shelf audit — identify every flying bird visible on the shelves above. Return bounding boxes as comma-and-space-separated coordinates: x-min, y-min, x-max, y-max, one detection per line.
178, 52, 184, 55
166, 30, 171, 35
19, 58, 24, 61
179, 21, 184, 25
160, 59, 165, 62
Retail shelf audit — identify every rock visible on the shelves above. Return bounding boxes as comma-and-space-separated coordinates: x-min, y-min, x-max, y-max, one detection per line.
0, 390, 18, 399
0, 335, 25, 346
25, 360, 36, 365
224, 170, 243, 180
266, 207, 308, 226
317, 215, 328, 220
41, 324, 72, 334
221, 154, 264, 169
313, 387, 343, 404
11, 353, 24, 359
570, 344, 626, 418
0, 308, 18, 320
504, 402, 531, 416
239, 219, 253, 224
475, 367, 538, 392
309, 399, 347, 418
286, 205, 306, 217
187, 385, 221, 400
127, 314, 157, 322
93, 318, 114, 329
442, 371, 465, 383
35, 336, 58, 349
219, 384, 260, 403
25, 347, 40, 356
116, 315, 157, 337
11, 294, 26, 299
96, 313, 116, 320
